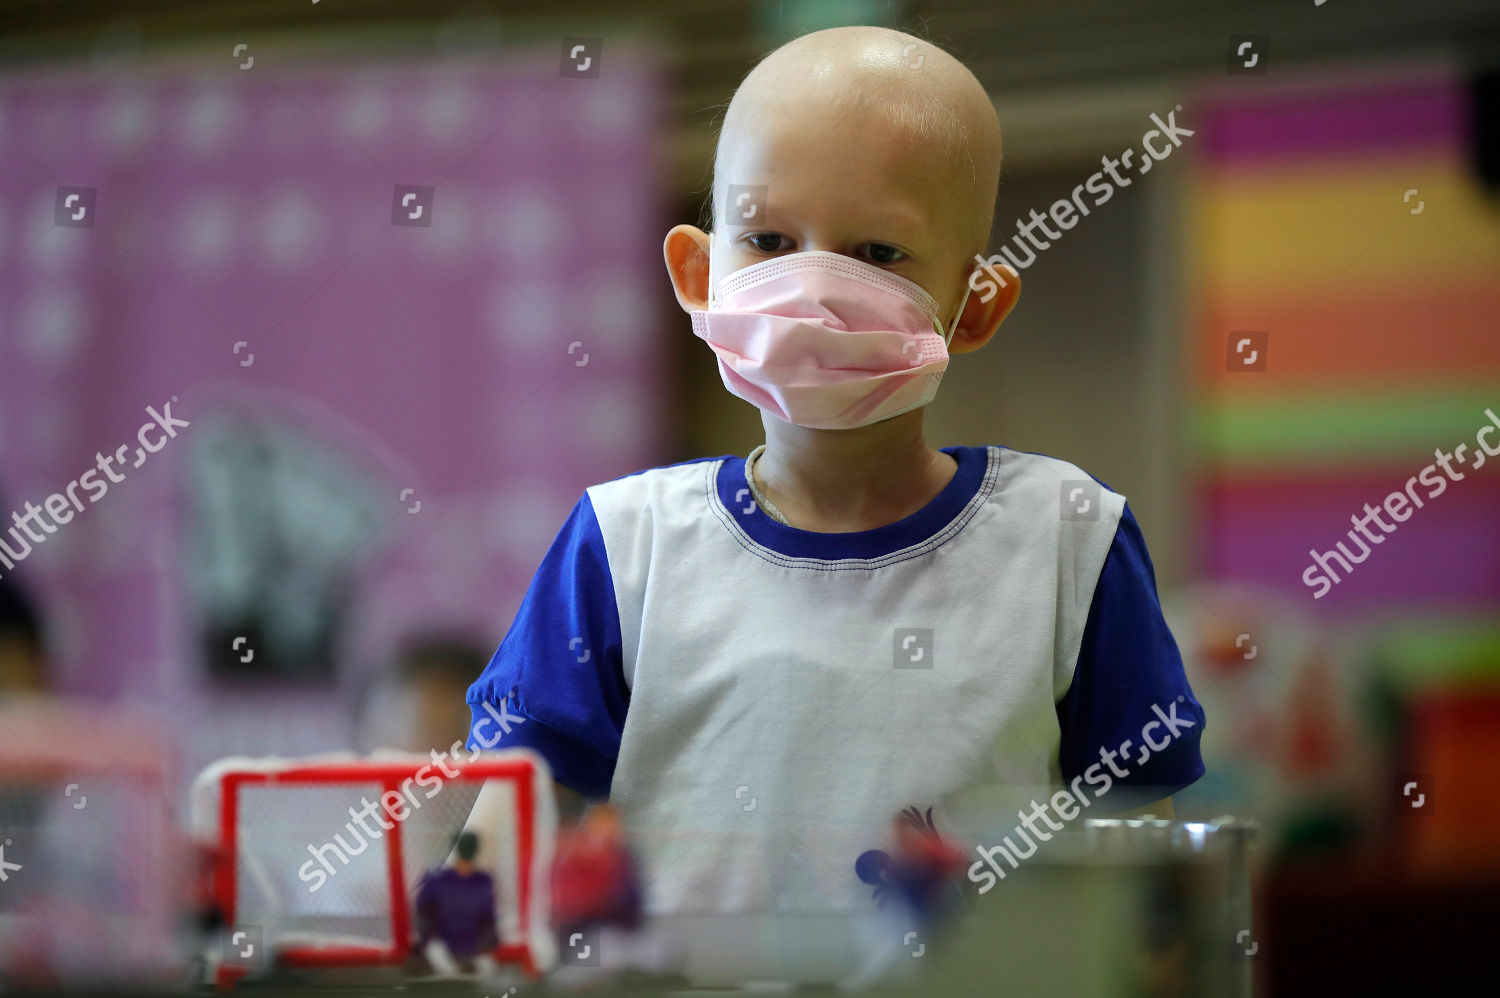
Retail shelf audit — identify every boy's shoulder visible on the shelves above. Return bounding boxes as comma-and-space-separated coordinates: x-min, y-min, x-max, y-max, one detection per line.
580, 453, 731, 515
981, 445, 1129, 533
584, 453, 726, 494
980, 444, 1123, 496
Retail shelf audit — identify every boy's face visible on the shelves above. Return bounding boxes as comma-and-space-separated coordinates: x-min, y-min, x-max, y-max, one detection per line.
709, 96, 978, 328
663, 28, 1019, 354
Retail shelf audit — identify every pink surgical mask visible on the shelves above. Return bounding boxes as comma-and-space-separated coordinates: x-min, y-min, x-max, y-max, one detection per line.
690, 250, 974, 430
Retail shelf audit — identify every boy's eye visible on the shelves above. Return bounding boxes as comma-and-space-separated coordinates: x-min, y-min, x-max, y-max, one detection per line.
861, 243, 905, 265
746, 233, 790, 253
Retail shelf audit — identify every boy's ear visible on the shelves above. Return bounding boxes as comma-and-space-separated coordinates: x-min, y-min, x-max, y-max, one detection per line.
948, 262, 1021, 355
663, 224, 712, 313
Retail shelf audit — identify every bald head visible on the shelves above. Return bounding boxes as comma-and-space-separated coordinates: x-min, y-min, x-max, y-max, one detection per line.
714, 27, 1002, 254
662, 27, 1018, 361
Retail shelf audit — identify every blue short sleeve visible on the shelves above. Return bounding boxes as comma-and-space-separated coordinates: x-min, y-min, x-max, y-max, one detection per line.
1056, 502, 1205, 801
466, 491, 627, 798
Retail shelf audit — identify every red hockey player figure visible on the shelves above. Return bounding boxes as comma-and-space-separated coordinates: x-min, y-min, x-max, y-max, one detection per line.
413, 831, 500, 977
549, 803, 643, 937
891, 807, 968, 921
548, 802, 682, 984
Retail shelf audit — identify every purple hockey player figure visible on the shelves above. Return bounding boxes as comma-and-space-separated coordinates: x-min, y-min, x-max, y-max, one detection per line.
413, 831, 499, 976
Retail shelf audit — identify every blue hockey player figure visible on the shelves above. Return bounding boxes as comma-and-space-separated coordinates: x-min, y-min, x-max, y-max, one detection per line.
413, 831, 499, 977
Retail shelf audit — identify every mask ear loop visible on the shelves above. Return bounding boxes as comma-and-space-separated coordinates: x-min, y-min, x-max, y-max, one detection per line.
938, 271, 977, 346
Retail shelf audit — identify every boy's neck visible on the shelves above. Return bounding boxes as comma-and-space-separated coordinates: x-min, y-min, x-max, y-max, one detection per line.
752, 411, 959, 533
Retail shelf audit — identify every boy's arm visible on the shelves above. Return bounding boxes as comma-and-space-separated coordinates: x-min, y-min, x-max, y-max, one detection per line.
465, 491, 629, 798
1057, 500, 1206, 811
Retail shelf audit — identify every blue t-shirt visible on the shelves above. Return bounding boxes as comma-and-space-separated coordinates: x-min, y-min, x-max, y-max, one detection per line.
468, 446, 1204, 914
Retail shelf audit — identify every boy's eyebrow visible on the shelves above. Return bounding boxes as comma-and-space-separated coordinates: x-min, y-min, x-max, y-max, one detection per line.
848, 205, 933, 243
756, 195, 930, 239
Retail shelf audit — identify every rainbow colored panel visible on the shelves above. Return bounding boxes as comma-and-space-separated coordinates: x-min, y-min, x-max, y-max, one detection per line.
1191, 74, 1500, 613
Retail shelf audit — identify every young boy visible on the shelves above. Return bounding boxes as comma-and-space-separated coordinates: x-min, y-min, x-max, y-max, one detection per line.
467, 26, 1203, 924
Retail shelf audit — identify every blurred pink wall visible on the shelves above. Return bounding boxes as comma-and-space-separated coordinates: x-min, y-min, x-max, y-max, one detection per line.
0, 49, 669, 769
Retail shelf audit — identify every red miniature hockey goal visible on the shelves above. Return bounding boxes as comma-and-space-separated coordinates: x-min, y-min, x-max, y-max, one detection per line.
191, 749, 555, 988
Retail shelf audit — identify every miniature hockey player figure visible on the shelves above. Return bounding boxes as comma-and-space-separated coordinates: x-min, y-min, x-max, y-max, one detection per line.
550, 803, 643, 936
888, 807, 968, 922
855, 806, 968, 924
413, 831, 499, 976
549, 803, 675, 984
846, 807, 969, 990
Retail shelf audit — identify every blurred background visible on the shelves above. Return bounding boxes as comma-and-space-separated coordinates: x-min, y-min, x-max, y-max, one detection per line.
0, 0, 1497, 993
